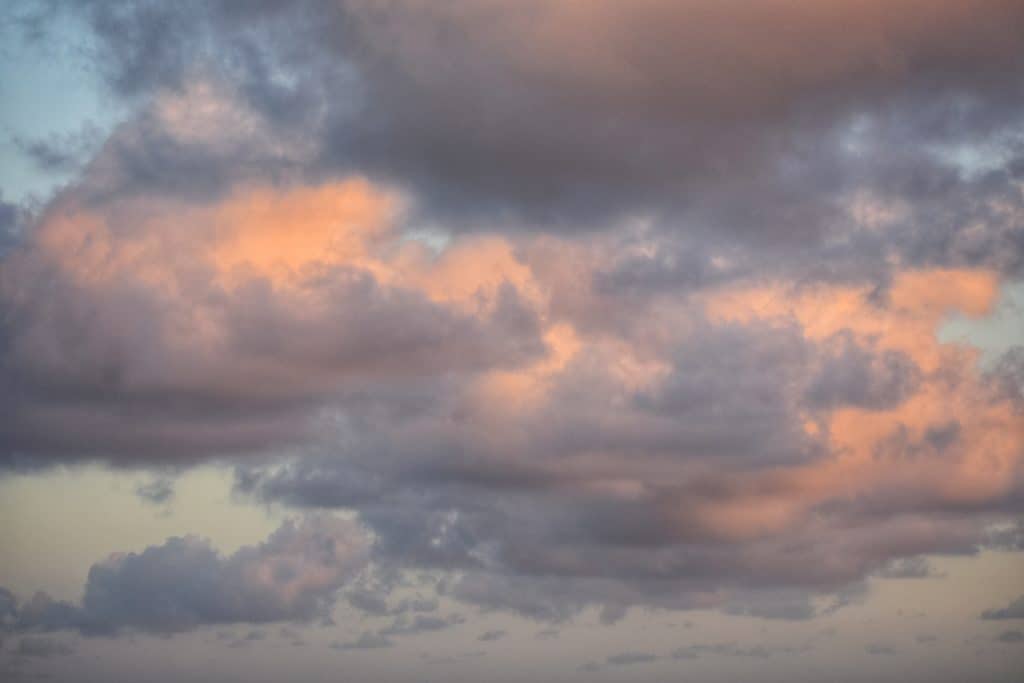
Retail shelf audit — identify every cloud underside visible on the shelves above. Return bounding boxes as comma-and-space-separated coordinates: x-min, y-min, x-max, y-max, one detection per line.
1, 0, 1024, 631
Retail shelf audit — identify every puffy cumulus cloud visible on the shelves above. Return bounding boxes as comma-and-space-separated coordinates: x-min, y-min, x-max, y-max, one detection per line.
0, 516, 369, 636
0, 167, 545, 463
1, 0, 1023, 636
0, 0, 1013, 268
29, 1, 1019, 232
235, 266, 1024, 621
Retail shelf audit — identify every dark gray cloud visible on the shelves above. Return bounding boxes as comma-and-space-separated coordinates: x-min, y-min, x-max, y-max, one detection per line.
805, 333, 921, 410
9, 0, 1016, 272
0, 192, 22, 257
0, 516, 368, 636
982, 596, 1024, 620
987, 347, 1024, 406
996, 630, 1023, 643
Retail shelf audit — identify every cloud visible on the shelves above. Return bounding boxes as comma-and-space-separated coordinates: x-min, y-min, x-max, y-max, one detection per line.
14, 636, 74, 659
0, 516, 369, 636
995, 630, 1023, 643
379, 614, 465, 637
2, 0, 1023, 638
477, 630, 506, 642
345, 587, 438, 618
982, 596, 1024, 620
672, 643, 776, 660
866, 643, 898, 655
875, 556, 938, 579
0, 192, 22, 257
135, 476, 174, 505
0, 178, 545, 464
330, 632, 394, 650
606, 652, 659, 666
14, 124, 104, 176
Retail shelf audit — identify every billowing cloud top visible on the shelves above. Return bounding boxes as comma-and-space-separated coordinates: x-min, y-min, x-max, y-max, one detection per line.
1, 0, 1023, 633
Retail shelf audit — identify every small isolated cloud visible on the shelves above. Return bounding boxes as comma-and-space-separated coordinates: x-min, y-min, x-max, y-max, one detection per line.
477, 630, 506, 642
981, 595, 1024, 620
996, 630, 1023, 643
866, 643, 898, 656
606, 651, 659, 666
875, 556, 938, 579
226, 629, 267, 648
346, 590, 439, 617
379, 614, 464, 637
331, 632, 394, 650
135, 477, 175, 505
674, 642, 775, 660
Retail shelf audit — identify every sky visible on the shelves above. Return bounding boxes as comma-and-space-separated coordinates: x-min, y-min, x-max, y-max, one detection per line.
0, 2, 1023, 682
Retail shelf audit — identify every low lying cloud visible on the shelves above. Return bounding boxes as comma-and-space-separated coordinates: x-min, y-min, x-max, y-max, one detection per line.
331, 632, 394, 651
13, 636, 75, 659
982, 596, 1024, 620
0, 516, 369, 636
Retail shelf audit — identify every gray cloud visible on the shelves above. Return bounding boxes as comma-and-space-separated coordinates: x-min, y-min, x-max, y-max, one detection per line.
330, 632, 394, 650
672, 642, 782, 660
982, 596, 1024, 620
379, 614, 464, 638
866, 643, 898, 655
606, 652, 659, 666
135, 476, 174, 505
13, 636, 74, 659
477, 630, 506, 642
1, 516, 368, 636
875, 556, 937, 579
7, 0, 1014, 273
805, 333, 921, 411
0, 214, 545, 465
2, 0, 1023, 642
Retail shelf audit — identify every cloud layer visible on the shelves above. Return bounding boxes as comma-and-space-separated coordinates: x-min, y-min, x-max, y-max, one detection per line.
1, 0, 1023, 633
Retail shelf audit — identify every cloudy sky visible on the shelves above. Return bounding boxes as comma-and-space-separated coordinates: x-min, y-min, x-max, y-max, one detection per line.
1, 2, 1023, 681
